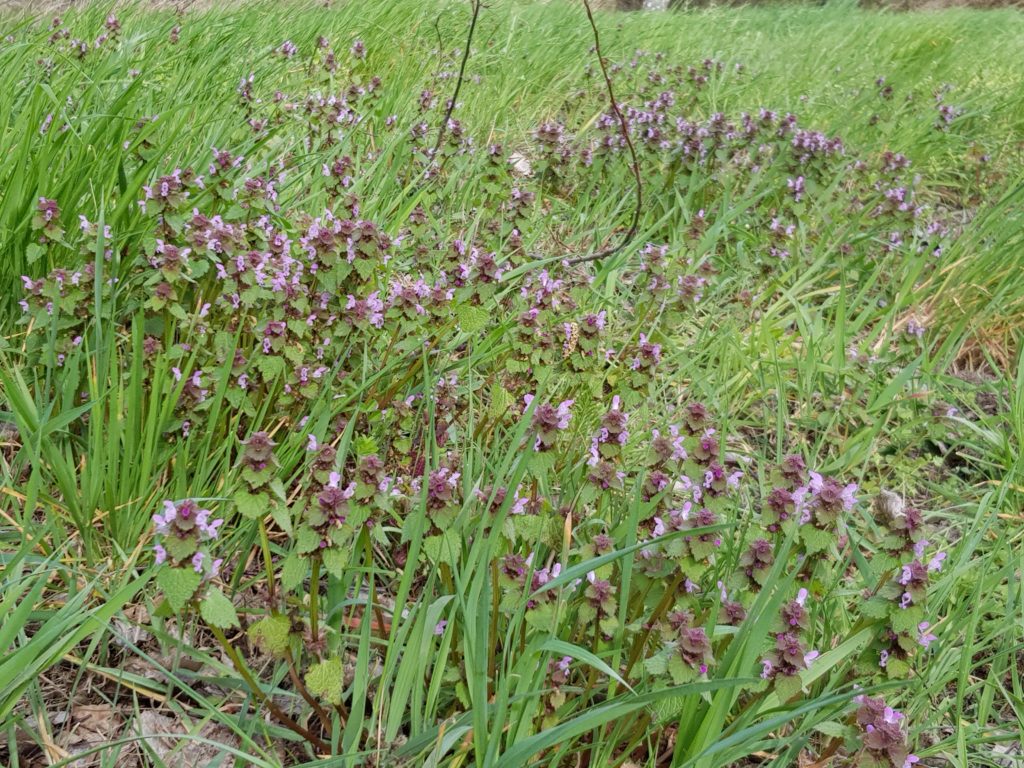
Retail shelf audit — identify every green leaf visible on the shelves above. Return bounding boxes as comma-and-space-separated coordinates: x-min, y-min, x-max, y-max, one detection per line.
296, 525, 322, 553
234, 489, 268, 519
163, 535, 198, 562
650, 683, 688, 723
799, 526, 833, 554
509, 514, 559, 548
539, 638, 633, 692
885, 658, 910, 679
156, 567, 202, 613
200, 587, 239, 629
270, 501, 292, 535
774, 673, 803, 703
644, 651, 669, 676
26, 243, 45, 264
492, 679, 748, 767
306, 657, 344, 705
667, 654, 696, 685
269, 478, 288, 503
280, 553, 307, 592
248, 615, 293, 656
860, 597, 891, 619
256, 355, 284, 380
456, 303, 490, 334
353, 258, 376, 280
529, 450, 556, 475
813, 720, 851, 738
322, 547, 349, 578
354, 435, 378, 456
524, 601, 557, 632
423, 531, 460, 566
488, 383, 514, 421
891, 605, 924, 634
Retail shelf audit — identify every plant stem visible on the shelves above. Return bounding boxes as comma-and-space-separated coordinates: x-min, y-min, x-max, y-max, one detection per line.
258, 516, 276, 604
285, 647, 334, 736
364, 532, 387, 634
310, 556, 321, 648
209, 625, 330, 753
623, 573, 683, 678
488, 558, 500, 698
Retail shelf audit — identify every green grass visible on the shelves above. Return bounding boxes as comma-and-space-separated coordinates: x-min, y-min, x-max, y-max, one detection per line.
1, 1, 1023, 766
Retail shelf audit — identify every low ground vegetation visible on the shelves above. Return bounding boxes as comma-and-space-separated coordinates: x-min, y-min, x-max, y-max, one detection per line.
1, 1, 1023, 766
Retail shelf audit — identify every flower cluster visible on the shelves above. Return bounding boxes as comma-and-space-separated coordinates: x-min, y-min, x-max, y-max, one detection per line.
760, 589, 820, 689
853, 696, 919, 768
524, 395, 574, 452
10, 19, 970, 753
587, 396, 629, 491
152, 499, 224, 578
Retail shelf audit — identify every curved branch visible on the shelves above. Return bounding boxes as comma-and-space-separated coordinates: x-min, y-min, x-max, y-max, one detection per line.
565, 0, 643, 266
431, 0, 483, 161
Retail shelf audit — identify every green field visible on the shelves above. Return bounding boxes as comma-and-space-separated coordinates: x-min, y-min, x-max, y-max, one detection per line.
2, 1, 1024, 766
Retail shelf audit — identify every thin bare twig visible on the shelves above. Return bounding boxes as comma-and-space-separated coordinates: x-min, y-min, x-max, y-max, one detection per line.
209, 625, 331, 753
565, 0, 643, 266
431, 0, 483, 161
430, 0, 641, 269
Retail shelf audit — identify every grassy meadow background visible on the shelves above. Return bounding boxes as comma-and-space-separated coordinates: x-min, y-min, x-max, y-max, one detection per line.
1, 1, 1024, 766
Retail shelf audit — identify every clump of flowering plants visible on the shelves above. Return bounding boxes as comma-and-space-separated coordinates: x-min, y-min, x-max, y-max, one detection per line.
5, 4, 1013, 767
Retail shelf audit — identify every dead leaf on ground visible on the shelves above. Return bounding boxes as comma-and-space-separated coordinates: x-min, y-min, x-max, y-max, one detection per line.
135, 710, 237, 768
57, 703, 136, 768
112, 604, 153, 649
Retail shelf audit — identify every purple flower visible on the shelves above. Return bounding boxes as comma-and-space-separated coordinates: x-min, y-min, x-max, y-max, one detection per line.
651, 425, 686, 463
510, 492, 529, 515
917, 621, 937, 648
631, 333, 662, 371
531, 561, 562, 590
581, 311, 606, 334
434, 620, 448, 636
426, 467, 461, 511
906, 319, 926, 339
787, 175, 805, 202
154, 543, 167, 564
152, 500, 177, 533
195, 508, 224, 539
713, 580, 727, 601
840, 482, 858, 510
524, 396, 574, 450
882, 707, 903, 724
